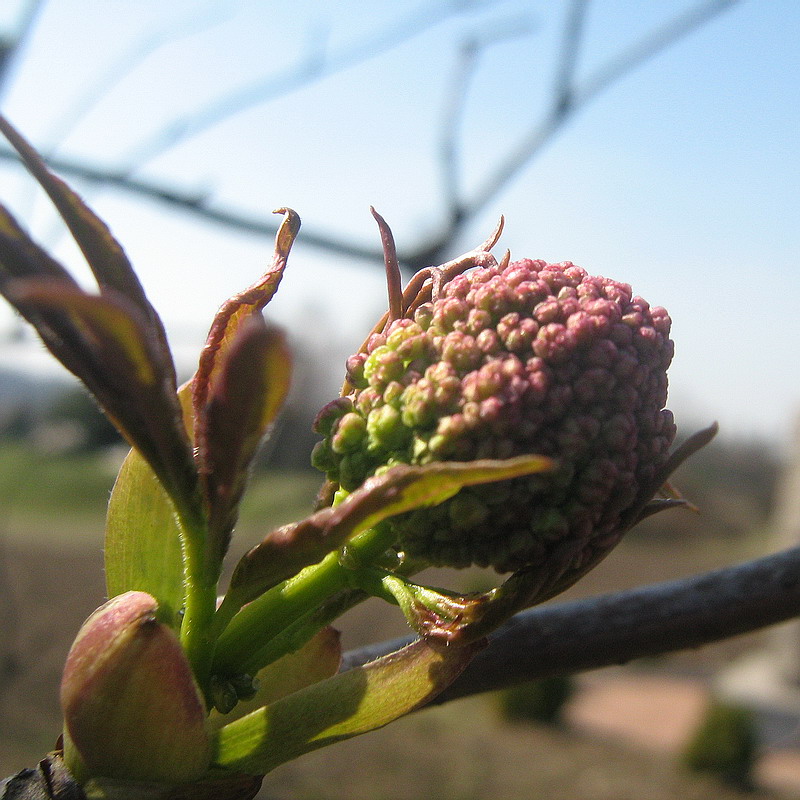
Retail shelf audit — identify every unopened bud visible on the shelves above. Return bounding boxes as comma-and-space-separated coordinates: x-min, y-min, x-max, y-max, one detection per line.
60, 591, 210, 783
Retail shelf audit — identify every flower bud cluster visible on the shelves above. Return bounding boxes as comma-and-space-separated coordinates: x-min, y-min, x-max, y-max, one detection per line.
313, 259, 676, 572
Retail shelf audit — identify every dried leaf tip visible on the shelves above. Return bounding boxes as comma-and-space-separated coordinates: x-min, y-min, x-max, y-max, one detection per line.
371, 207, 403, 322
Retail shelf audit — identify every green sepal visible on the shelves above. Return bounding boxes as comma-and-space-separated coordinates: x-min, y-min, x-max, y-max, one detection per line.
353, 569, 488, 643
211, 637, 481, 775
61, 592, 210, 784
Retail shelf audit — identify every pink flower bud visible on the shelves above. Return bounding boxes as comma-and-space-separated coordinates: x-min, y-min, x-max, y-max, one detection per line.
61, 591, 210, 782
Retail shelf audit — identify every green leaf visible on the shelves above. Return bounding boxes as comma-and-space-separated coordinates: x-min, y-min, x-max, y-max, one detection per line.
226, 454, 555, 608
211, 638, 480, 775
105, 448, 185, 628
105, 384, 197, 627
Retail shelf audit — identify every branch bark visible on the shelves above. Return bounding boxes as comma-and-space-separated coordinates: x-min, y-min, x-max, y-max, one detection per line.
341, 545, 800, 703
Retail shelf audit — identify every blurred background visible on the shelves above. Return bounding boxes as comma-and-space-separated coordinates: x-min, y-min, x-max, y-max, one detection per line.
0, 1, 799, 798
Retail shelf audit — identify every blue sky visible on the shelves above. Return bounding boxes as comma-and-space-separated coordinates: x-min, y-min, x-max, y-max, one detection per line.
0, 1, 798, 446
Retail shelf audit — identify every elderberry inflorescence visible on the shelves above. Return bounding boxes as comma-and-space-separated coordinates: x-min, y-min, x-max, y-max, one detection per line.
313, 258, 675, 573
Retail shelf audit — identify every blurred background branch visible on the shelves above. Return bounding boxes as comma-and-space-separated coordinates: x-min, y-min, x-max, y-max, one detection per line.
0, 0, 738, 270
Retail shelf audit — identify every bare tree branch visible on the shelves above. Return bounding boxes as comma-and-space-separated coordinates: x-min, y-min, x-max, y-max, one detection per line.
412, 0, 739, 270
550, 0, 590, 115
37, 2, 241, 155
464, 0, 738, 223
0, 1, 741, 274
0, 0, 47, 99
341, 545, 800, 704
0, 146, 384, 262
113, 0, 505, 175
438, 15, 537, 226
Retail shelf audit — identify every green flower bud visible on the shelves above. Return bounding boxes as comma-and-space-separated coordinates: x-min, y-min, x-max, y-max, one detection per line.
60, 591, 210, 783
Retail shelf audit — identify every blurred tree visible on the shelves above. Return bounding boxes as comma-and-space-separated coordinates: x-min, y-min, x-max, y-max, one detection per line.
682, 699, 759, 789
497, 675, 575, 726
44, 385, 122, 452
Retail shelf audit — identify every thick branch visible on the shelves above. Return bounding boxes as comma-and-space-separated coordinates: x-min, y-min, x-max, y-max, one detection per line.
341, 545, 800, 703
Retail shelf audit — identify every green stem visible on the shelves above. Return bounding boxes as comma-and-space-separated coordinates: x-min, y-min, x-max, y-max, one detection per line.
177, 504, 217, 688
213, 551, 348, 675
212, 525, 396, 677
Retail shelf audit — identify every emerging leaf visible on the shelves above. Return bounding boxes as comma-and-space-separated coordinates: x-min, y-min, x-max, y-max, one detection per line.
0, 115, 171, 357
196, 317, 291, 564
192, 208, 298, 433
0, 117, 198, 524
4, 280, 199, 523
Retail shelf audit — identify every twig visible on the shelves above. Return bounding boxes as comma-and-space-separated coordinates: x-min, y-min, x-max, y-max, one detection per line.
0, 146, 384, 262
464, 0, 739, 222
340, 545, 800, 703
0, 1, 740, 274
112, 0, 504, 175
37, 1, 241, 155
438, 14, 537, 226
0, 0, 46, 100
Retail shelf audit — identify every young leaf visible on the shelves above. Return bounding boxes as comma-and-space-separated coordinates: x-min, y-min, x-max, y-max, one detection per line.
0, 211, 97, 386
226, 455, 554, 608
192, 208, 299, 436
211, 638, 481, 775
7, 280, 199, 521
0, 115, 172, 366
0, 116, 202, 533
196, 317, 291, 564
105, 448, 185, 628
0, 204, 78, 282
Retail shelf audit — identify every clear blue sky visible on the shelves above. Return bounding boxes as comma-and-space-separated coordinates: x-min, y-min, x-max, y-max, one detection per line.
0, 0, 798, 446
